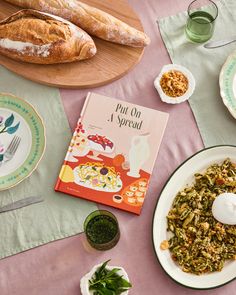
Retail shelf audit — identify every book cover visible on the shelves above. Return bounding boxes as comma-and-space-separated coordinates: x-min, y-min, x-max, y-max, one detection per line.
55, 92, 169, 215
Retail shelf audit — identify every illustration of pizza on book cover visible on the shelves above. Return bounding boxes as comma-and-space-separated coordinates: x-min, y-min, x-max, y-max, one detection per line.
55, 92, 169, 214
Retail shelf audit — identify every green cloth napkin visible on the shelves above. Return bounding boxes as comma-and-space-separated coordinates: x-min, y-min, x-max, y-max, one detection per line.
0, 66, 97, 259
158, 0, 236, 147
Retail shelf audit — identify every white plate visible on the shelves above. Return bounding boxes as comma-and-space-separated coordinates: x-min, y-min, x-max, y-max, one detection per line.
0, 93, 45, 190
152, 145, 236, 289
219, 51, 236, 119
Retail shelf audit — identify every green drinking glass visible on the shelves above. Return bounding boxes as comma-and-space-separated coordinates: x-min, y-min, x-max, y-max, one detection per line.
84, 210, 120, 251
185, 0, 218, 43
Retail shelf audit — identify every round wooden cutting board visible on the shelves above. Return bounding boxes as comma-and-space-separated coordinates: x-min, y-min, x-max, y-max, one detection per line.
0, 1, 145, 88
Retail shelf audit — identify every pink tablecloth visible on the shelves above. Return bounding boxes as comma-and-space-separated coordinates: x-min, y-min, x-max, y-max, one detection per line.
0, 1, 234, 294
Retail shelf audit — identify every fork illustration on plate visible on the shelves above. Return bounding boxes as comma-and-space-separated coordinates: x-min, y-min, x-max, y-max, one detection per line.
1, 135, 21, 164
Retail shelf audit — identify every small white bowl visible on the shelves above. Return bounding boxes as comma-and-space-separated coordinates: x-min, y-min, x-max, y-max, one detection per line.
154, 64, 195, 104
80, 263, 130, 295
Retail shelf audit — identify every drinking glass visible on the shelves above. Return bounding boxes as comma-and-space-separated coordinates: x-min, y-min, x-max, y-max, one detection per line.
185, 0, 218, 43
84, 210, 120, 251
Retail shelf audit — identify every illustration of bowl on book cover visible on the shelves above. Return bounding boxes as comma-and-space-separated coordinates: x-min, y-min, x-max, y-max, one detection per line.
55, 92, 169, 215
66, 121, 115, 162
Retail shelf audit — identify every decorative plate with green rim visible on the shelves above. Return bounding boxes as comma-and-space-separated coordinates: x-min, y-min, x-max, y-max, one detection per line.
0, 93, 45, 190
219, 50, 236, 119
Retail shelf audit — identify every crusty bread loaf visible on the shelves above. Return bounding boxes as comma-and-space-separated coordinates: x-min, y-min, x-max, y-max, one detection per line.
4, 0, 150, 47
0, 9, 97, 64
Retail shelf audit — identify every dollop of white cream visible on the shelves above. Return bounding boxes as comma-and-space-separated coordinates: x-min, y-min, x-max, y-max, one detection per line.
212, 193, 236, 225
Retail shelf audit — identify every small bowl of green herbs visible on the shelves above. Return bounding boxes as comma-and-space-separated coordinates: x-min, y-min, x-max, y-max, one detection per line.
80, 260, 132, 295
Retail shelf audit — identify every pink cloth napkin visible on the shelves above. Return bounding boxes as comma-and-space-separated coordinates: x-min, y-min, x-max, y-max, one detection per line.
1, 0, 234, 294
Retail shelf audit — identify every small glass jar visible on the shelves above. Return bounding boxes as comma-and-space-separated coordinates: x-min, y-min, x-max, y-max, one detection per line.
84, 210, 120, 251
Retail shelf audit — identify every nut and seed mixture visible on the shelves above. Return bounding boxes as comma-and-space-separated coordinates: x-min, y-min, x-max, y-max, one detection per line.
160, 70, 188, 97
161, 159, 236, 275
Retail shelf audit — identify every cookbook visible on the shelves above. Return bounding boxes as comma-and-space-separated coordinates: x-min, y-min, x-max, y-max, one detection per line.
55, 92, 169, 214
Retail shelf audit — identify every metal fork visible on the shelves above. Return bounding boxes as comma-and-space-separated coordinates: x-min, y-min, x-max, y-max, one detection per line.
4, 135, 21, 163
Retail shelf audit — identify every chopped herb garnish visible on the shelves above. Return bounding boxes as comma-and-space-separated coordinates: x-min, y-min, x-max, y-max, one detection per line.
86, 215, 118, 244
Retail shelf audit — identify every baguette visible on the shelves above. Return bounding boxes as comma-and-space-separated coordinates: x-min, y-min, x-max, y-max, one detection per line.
4, 0, 150, 47
0, 9, 97, 64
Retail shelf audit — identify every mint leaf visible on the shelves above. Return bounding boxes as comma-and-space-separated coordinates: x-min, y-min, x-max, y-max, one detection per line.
89, 261, 132, 295
97, 260, 110, 277
105, 268, 120, 278
119, 278, 132, 288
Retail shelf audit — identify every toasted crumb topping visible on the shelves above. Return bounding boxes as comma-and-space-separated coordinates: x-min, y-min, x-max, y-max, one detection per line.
160, 240, 169, 250
160, 70, 188, 98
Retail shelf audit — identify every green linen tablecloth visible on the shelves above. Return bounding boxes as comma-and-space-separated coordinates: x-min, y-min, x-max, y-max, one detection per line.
158, 0, 236, 146
0, 66, 97, 259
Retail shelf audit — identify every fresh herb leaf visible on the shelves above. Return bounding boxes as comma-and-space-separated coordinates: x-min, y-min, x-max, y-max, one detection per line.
98, 260, 110, 275
89, 261, 132, 295
119, 278, 132, 288
105, 268, 120, 278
